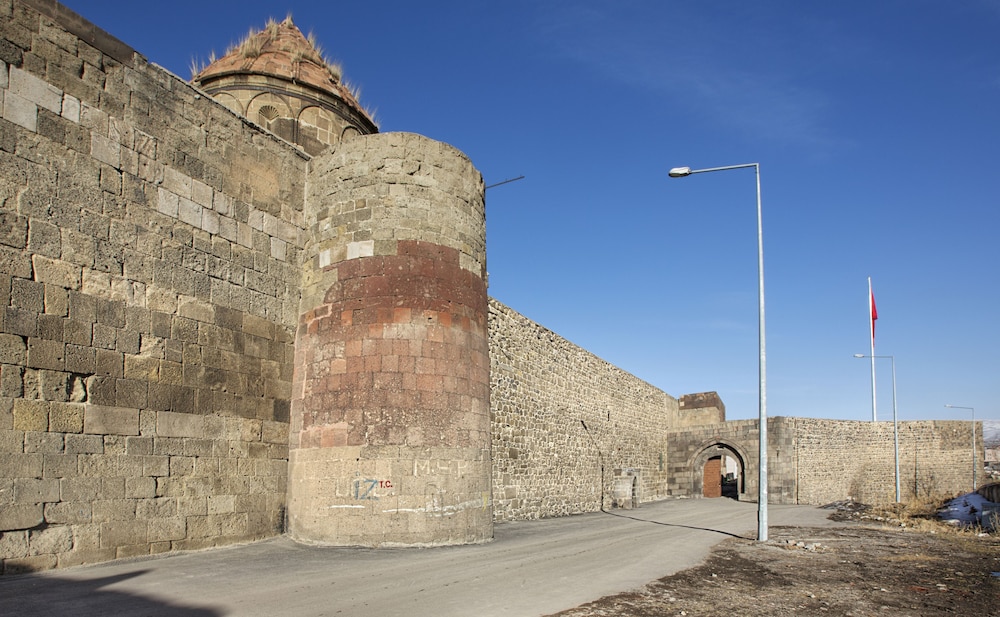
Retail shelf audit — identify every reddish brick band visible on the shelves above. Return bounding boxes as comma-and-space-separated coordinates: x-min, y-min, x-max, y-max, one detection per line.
296, 240, 489, 449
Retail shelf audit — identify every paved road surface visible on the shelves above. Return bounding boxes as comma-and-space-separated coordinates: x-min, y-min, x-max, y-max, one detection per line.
1, 499, 838, 616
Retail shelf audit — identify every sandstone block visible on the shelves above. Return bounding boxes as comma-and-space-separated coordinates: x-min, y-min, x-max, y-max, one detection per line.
0, 529, 28, 558
0, 504, 42, 531
0, 245, 33, 279
90, 132, 120, 169
0, 211, 27, 249
147, 516, 187, 542
83, 404, 139, 436
2, 554, 57, 574
0, 332, 27, 364
4, 307, 38, 338
27, 219, 62, 260
9, 66, 62, 114
14, 477, 60, 503
3, 89, 37, 131
28, 525, 72, 555
156, 410, 204, 438
61, 93, 80, 123
11, 278, 44, 312
59, 476, 101, 501
41, 453, 78, 478
26, 337, 65, 370
99, 519, 146, 548
48, 402, 84, 433
47, 282, 78, 324
12, 398, 48, 431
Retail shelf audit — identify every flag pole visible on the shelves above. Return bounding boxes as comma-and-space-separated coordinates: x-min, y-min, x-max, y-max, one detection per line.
868, 277, 877, 422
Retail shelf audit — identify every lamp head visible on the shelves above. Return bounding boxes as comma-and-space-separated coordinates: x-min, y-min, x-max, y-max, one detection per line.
668, 167, 692, 178
853, 354, 865, 358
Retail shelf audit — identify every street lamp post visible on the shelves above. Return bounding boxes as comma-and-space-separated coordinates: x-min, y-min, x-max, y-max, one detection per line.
854, 354, 900, 502
945, 404, 977, 492
668, 163, 767, 542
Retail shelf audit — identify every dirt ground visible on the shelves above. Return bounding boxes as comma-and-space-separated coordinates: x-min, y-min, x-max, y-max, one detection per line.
547, 505, 1000, 617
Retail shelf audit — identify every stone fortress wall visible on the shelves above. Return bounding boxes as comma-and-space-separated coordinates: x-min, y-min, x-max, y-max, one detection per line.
0, 0, 981, 573
489, 300, 679, 521
0, 0, 301, 571
666, 418, 978, 507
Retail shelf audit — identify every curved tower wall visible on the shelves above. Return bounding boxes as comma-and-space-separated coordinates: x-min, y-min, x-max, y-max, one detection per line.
289, 132, 491, 546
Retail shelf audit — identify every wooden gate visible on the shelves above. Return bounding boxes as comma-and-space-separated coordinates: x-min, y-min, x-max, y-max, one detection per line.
702, 456, 722, 498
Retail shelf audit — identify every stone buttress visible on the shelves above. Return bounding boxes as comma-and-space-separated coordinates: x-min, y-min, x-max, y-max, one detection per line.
288, 132, 492, 546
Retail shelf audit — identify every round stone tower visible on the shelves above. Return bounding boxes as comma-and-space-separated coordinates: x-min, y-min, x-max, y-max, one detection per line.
288, 132, 492, 546
192, 17, 377, 155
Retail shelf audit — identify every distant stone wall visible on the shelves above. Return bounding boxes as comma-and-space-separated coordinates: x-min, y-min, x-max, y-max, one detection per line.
792, 418, 980, 504
489, 300, 677, 521
1, 0, 300, 573
666, 417, 979, 506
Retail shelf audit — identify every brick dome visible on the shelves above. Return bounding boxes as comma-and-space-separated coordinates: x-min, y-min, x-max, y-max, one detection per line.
192, 17, 377, 154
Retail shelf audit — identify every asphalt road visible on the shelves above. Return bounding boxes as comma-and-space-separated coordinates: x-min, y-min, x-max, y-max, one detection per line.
1, 499, 837, 616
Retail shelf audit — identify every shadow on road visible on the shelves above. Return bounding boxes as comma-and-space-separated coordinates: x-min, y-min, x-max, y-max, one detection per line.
601, 509, 750, 539
0, 569, 221, 617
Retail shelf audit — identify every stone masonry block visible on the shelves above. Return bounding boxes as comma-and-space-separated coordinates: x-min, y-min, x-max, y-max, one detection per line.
67, 291, 97, 323
0, 530, 28, 558
28, 525, 73, 555
4, 306, 36, 338
64, 433, 103, 454
64, 344, 96, 374
9, 66, 62, 114
90, 132, 120, 169
0, 211, 28, 249
11, 277, 44, 311
24, 431, 64, 454
27, 219, 62, 259
178, 197, 202, 228
146, 517, 186, 543
14, 477, 60, 503
48, 402, 84, 433
96, 299, 125, 330
26, 338, 65, 370
0, 333, 27, 364
43, 284, 69, 317
42, 453, 78, 478
0, 504, 42, 531
83, 405, 139, 436
36, 313, 63, 341
125, 477, 156, 500
12, 399, 48, 432
156, 187, 179, 218
99, 520, 147, 548
0, 245, 33, 279
0, 366, 23, 399
3, 89, 37, 131
43, 501, 92, 524
61, 93, 80, 123
94, 349, 123, 378
85, 375, 115, 406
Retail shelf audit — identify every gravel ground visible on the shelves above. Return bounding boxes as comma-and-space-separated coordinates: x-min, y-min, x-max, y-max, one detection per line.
547, 511, 1000, 616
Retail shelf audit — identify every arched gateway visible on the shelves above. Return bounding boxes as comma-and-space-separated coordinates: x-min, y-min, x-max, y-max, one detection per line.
692, 442, 748, 499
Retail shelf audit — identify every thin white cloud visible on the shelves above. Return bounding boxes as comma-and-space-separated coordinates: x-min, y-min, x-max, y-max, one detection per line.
529, 2, 847, 148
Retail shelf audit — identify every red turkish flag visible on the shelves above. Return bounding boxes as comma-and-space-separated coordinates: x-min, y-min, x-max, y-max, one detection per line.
870, 290, 878, 340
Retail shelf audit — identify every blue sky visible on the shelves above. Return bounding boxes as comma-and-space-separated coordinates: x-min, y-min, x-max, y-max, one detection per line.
61, 1, 999, 426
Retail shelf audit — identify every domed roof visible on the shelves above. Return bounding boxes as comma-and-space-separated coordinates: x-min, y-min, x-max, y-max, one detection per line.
193, 17, 373, 125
